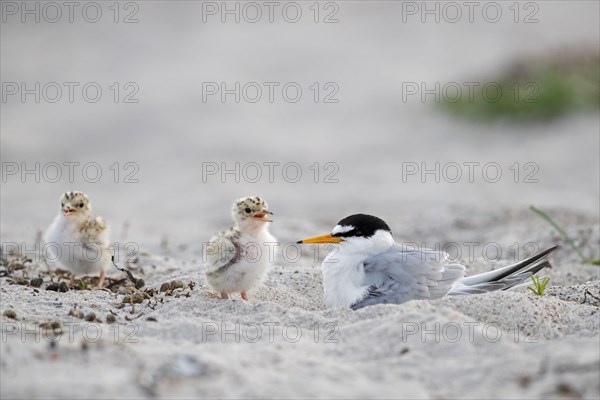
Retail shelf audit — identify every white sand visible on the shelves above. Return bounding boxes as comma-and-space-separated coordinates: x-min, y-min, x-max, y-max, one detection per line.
1, 208, 598, 399
2, 2, 599, 398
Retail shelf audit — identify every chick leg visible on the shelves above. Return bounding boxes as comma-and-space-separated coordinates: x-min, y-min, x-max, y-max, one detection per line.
220, 292, 229, 299
69, 274, 76, 287
241, 291, 248, 301
97, 270, 106, 289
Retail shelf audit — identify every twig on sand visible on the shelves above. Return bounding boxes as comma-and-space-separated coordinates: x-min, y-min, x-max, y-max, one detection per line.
112, 256, 136, 282
105, 278, 129, 290
125, 312, 144, 321
112, 256, 145, 288
581, 290, 600, 306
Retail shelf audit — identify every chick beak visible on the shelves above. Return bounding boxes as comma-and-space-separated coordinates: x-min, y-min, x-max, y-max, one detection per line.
296, 233, 343, 244
63, 205, 76, 215
253, 210, 273, 222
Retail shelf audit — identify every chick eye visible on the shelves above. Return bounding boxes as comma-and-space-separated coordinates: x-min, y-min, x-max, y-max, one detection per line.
244, 207, 252, 213
78, 203, 84, 208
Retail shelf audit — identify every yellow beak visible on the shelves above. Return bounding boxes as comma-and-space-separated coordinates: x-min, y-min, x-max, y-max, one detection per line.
296, 233, 343, 244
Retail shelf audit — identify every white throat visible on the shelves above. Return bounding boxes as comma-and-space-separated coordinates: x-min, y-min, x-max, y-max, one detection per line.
322, 229, 394, 308
237, 219, 271, 236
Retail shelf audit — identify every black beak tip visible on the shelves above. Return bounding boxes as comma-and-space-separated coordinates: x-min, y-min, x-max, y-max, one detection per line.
296, 240, 302, 244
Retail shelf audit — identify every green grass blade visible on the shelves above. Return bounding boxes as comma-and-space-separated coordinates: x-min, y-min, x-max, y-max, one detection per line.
540, 277, 550, 292
530, 205, 588, 262
528, 273, 550, 295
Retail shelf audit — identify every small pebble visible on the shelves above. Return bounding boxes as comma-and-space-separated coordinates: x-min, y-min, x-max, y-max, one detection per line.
41, 320, 62, 331
3, 309, 17, 319
68, 308, 84, 319
47, 282, 69, 293
160, 282, 172, 292
30, 277, 43, 287
123, 292, 149, 304
84, 312, 96, 322
160, 280, 184, 292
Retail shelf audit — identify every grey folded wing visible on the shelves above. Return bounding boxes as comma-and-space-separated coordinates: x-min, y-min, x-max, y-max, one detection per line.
204, 234, 239, 274
78, 217, 112, 267
351, 245, 465, 309
81, 217, 109, 245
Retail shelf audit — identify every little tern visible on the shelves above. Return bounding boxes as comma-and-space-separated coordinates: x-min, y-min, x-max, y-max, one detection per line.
204, 196, 276, 300
44, 191, 112, 288
297, 214, 556, 309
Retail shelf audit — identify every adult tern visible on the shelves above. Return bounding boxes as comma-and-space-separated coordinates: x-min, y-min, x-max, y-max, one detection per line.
297, 214, 556, 309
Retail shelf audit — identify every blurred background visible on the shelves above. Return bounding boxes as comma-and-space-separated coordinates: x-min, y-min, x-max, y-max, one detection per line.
2, 0, 599, 253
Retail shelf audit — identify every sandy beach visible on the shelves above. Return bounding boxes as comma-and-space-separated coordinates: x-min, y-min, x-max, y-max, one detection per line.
1, 1, 599, 399
1, 205, 598, 399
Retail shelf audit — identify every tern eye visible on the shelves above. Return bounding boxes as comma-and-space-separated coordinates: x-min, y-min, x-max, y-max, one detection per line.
244, 207, 252, 214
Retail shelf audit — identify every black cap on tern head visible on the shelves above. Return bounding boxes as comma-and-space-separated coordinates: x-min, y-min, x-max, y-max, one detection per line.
333, 214, 392, 238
